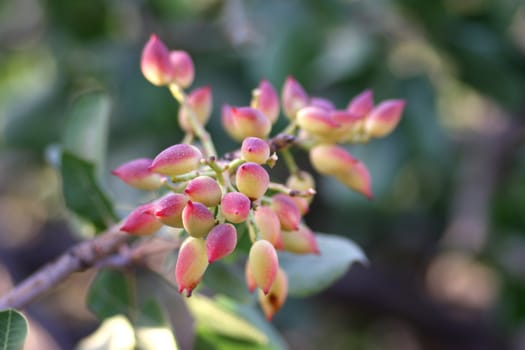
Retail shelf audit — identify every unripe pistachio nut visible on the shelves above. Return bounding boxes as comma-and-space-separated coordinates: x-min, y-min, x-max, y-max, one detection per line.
281, 224, 320, 255
230, 107, 272, 140
175, 237, 208, 296
182, 201, 216, 238
296, 106, 339, 139
258, 268, 288, 320
252, 80, 279, 123
220, 191, 251, 224
169, 50, 194, 88
282, 76, 309, 119
271, 194, 301, 231
184, 175, 222, 207
121, 203, 163, 236
112, 158, 164, 190
178, 86, 212, 132
153, 193, 188, 228
365, 99, 405, 138
141, 34, 174, 86
206, 223, 237, 263
241, 137, 271, 164
253, 206, 282, 247
347, 89, 374, 118
150, 144, 202, 176
248, 240, 279, 294
235, 162, 270, 200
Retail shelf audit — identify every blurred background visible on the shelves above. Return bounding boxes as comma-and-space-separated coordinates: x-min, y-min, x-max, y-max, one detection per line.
1, 0, 525, 349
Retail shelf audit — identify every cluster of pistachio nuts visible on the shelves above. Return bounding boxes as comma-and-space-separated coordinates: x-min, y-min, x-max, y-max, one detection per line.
112, 35, 404, 320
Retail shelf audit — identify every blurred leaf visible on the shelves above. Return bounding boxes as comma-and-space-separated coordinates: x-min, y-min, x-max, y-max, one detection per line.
76, 315, 135, 350
86, 269, 134, 320
61, 151, 117, 230
63, 91, 111, 176
186, 295, 267, 345
0, 309, 28, 350
137, 299, 167, 328
202, 262, 255, 303
280, 233, 367, 296
195, 327, 270, 350
136, 327, 178, 350
217, 297, 288, 350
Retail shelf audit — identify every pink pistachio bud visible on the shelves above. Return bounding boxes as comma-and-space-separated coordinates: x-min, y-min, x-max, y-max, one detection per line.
282, 76, 309, 119
289, 196, 309, 216
150, 144, 202, 176
141, 34, 174, 86
230, 107, 272, 141
175, 237, 209, 296
112, 158, 164, 190
235, 162, 270, 200
329, 110, 364, 142
220, 192, 251, 224
153, 193, 188, 228
245, 260, 257, 293
309, 97, 335, 111
221, 104, 243, 141
258, 268, 288, 320
281, 224, 320, 255
309, 144, 356, 176
296, 106, 340, 139
253, 206, 282, 247
169, 50, 194, 88
121, 203, 162, 236
178, 86, 213, 132
365, 99, 405, 138
241, 137, 271, 164
182, 201, 216, 238
253, 80, 279, 123
310, 144, 372, 198
271, 194, 301, 231
206, 223, 237, 263
286, 171, 315, 192
347, 89, 374, 118
248, 240, 279, 294
184, 176, 222, 207
335, 160, 372, 199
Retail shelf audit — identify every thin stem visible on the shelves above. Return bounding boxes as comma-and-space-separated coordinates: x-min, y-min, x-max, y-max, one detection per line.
161, 178, 187, 192
182, 133, 194, 144
281, 120, 298, 135
169, 83, 217, 158
171, 170, 217, 183
224, 158, 245, 174
268, 182, 316, 197
280, 148, 299, 175
247, 211, 258, 243
205, 157, 226, 187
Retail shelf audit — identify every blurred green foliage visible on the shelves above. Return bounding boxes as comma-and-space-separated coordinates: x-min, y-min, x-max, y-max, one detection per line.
1, 0, 525, 349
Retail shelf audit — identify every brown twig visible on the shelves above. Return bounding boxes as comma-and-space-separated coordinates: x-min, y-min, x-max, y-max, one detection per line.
0, 226, 130, 310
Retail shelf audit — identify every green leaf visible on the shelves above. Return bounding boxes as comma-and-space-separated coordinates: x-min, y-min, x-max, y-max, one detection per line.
202, 262, 255, 304
217, 297, 288, 350
0, 309, 28, 350
63, 91, 111, 174
186, 295, 268, 346
86, 269, 135, 320
61, 151, 117, 230
279, 233, 367, 297
76, 315, 135, 350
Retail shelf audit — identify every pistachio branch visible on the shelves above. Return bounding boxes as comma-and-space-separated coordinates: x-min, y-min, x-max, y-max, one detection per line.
0, 226, 129, 310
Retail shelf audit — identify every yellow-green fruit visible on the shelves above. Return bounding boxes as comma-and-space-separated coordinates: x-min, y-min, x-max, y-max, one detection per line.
175, 237, 208, 296
248, 240, 278, 294
235, 162, 269, 200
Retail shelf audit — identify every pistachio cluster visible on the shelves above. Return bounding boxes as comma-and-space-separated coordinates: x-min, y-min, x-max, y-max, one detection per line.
113, 34, 405, 320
